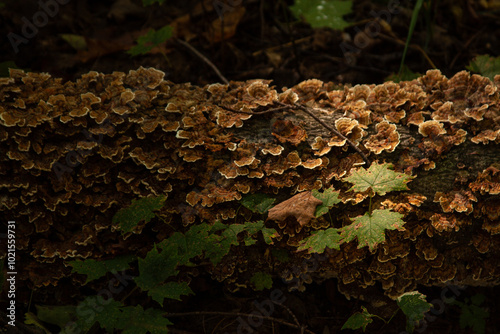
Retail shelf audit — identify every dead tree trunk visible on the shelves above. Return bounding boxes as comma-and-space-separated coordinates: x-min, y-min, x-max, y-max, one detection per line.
1, 67, 499, 300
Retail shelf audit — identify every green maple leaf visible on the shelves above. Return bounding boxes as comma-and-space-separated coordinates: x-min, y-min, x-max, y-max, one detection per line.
205, 224, 243, 264
68, 255, 136, 284
312, 187, 341, 217
250, 272, 273, 291
113, 195, 166, 234
271, 249, 290, 263
135, 243, 179, 292
136, 219, 281, 305
260, 226, 279, 244
206, 221, 279, 262
341, 306, 375, 331
239, 220, 264, 234
290, 0, 353, 30
121, 306, 172, 334
345, 162, 413, 196
297, 228, 342, 253
24, 311, 55, 334
240, 220, 278, 244
240, 194, 276, 214
340, 209, 405, 251
72, 298, 172, 334
467, 55, 500, 81
32, 305, 76, 330
147, 281, 193, 305
397, 291, 432, 334
386, 65, 421, 83
127, 25, 172, 56
162, 223, 221, 267
453, 294, 489, 334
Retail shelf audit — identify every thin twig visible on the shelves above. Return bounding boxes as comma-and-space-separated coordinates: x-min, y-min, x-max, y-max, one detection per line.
282, 101, 371, 166
449, 27, 485, 69
378, 33, 437, 69
273, 300, 300, 327
221, 99, 371, 166
251, 36, 313, 57
164, 311, 316, 334
219, 104, 290, 115
176, 38, 230, 85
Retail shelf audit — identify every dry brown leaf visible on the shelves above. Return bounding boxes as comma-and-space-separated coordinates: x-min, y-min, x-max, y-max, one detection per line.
205, 6, 246, 43
267, 191, 323, 226
77, 31, 142, 63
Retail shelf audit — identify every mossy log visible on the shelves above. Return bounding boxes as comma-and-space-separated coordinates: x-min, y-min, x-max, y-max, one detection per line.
1, 67, 499, 302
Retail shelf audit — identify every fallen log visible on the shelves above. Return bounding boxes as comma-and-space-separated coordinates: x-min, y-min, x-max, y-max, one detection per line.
1, 67, 499, 302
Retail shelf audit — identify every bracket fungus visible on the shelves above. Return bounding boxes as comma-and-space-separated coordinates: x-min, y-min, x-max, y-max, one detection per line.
365, 121, 400, 154
1, 68, 500, 300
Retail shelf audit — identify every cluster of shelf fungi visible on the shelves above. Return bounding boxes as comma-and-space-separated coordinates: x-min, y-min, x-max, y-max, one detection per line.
1, 67, 499, 303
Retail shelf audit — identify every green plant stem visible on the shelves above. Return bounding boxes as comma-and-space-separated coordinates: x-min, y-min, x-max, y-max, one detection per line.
120, 285, 138, 303
372, 313, 388, 323
398, 0, 425, 77
28, 289, 34, 312
385, 308, 400, 326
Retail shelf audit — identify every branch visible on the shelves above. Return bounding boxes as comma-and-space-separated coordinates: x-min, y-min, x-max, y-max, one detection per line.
281, 101, 371, 167
176, 38, 229, 85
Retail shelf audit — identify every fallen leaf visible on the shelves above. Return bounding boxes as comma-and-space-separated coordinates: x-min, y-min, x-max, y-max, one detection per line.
76, 30, 145, 63
466, 55, 500, 81
240, 193, 276, 214
59, 34, 87, 51
108, 0, 145, 22
268, 191, 323, 226
205, 6, 246, 43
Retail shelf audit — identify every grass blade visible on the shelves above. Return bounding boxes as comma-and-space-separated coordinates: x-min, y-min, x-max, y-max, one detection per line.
398, 0, 425, 78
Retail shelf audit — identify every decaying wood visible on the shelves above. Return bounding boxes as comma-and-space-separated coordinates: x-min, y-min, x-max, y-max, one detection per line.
1, 67, 499, 301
